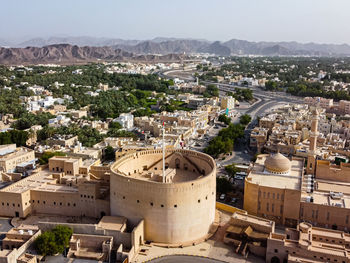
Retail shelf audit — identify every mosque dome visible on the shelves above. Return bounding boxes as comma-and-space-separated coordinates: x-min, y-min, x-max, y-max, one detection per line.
264, 153, 291, 174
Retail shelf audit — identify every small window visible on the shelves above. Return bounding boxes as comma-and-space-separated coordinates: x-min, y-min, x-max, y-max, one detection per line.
274, 249, 278, 253
198, 199, 201, 203
137, 200, 140, 203
123, 196, 125, 199
174, 205, 177, 208
150, 202, 153, 206
161, 204, 164, 207
73, 203, 76, 207
54, 202, 56, 205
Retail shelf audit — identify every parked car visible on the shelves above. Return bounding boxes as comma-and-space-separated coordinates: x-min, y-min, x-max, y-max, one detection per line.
230, 198, 237, 204
219, 194, 226, 200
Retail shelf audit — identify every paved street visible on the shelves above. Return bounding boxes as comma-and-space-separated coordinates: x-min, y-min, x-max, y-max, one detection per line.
0, 218, 12, 232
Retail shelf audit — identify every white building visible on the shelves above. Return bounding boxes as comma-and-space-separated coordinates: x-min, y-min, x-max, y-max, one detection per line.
221, 96, 235, 110
114, 113, 134, 130
38, 96, 55, 108
26, 101, 41, 112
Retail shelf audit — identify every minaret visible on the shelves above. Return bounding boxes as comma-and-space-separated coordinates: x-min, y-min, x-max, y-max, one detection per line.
306, 108, 319, 175
162, 122, 166, 183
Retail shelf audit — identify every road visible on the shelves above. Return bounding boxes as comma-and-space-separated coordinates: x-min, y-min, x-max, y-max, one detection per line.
160, 69, 303, 122
147, 255, 227, 263
0, 218, 12, 232
160, 68, 303, 166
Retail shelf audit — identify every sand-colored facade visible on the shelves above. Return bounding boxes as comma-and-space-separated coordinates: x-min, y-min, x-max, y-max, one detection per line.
245, 152, 350, 231
110, 149, 216, 245
0, 149, 216, 246
244, 154, 304, 227
267, 222, 350, 263
0, 156, 110, 219
0, 145, 35, 173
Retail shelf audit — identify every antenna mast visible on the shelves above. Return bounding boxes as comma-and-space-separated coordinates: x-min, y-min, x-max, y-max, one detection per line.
162, 122, 166, 183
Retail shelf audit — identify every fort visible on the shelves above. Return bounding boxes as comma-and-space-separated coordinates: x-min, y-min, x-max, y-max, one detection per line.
0, 148, 217, 246
110, 148, 217, 244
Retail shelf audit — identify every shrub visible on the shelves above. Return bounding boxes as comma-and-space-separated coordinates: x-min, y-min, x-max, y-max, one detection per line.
35, 225, 73, 256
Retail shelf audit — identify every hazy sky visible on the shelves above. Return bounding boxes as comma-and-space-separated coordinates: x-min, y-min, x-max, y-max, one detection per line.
2, 0, 350, 44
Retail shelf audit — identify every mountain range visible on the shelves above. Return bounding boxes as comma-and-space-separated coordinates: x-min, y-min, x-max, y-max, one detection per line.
1, 36, 350, 65
1, 36, 350, 56
0, 44, 186, 65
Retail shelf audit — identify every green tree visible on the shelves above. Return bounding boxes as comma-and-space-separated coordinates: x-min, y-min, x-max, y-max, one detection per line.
240, 114, 252, 126
225, 164, 239, 180
35, 231, 59, 256
39, 152, 66, 165
104, 146, 115, 161
109, 122, 122, 130
51, 225, 73, 253
265, 81, 278, 91
204, 123, 245, 158
218, 114, 231, 125
217, 177, 232, 194
12, 112, 55, 130
35, 225, 73, 256
0, 130, 29, 146
203, 84, 219, 97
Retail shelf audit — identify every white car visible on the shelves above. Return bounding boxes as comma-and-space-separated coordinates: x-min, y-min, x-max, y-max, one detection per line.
219, 194, 226, 200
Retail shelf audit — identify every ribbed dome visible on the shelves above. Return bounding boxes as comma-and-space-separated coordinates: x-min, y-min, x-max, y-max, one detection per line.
264, 153, 291, 174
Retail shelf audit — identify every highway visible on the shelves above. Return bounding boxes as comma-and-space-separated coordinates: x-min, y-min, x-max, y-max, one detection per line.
159, 68, 303, 165
160, 68, 303, 122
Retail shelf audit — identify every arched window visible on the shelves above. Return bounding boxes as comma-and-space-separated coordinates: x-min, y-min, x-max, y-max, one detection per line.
175, 158, 180, 169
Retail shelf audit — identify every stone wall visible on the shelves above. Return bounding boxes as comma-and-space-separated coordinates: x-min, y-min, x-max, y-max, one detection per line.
110, 149, 216, 245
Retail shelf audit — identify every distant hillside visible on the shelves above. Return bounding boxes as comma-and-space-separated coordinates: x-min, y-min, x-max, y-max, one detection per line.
0, 44, 187, 65
2, 36, 350, 57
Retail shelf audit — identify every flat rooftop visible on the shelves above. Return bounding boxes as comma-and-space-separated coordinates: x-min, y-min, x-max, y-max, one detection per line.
232, 212, 274, 228
0, 147, 33, 161
302, 179, 350, 208
247, 156, 303, 190
97, 216, 127, 231
1, 170, 79, 194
